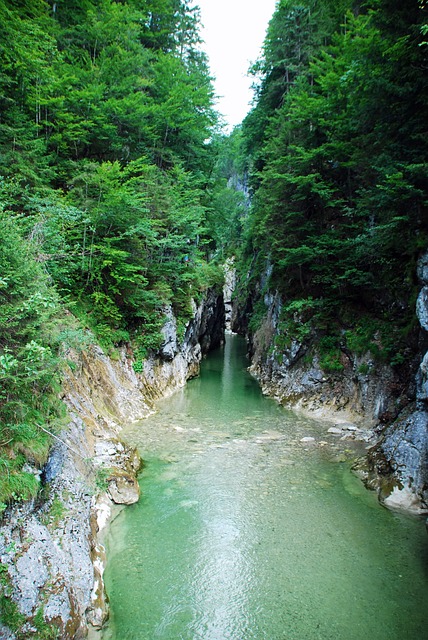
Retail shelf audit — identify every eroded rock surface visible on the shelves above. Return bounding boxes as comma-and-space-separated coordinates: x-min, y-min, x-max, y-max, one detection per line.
0, 289, 225, 638
367, 252, 428, 513
239, 255, 428, 514
248, 292, 403, 427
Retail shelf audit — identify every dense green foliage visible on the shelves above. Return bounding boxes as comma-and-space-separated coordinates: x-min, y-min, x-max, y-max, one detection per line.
205, 129, 250, 257
0, 209, 66, 514
1, 0, 426, 525
0, 0, 224, 517
230, 0, 428, 369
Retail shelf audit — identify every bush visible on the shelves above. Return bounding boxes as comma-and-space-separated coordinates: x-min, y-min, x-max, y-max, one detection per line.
318, 336, 344, 373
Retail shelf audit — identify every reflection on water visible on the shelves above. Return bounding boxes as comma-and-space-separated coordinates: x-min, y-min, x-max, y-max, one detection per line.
102, 336, 428, 640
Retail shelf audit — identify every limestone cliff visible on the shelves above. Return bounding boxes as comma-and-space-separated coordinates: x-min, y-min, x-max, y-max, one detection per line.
0, 290, 224, 639
247, 291, 407, 428
368, 253, 428, 513
234, 259, 428, 514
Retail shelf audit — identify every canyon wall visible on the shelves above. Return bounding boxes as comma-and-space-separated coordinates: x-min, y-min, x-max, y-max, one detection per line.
247, 291, 405, 427
0, 290, 224, 639
369, 253, 428, 512
234, 257, 428, 514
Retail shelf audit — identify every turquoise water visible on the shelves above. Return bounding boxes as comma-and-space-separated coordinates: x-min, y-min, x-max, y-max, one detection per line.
101, 336, 428, 640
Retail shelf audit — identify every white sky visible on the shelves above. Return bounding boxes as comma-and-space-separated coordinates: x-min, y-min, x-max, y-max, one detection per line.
194, 0, 278, 131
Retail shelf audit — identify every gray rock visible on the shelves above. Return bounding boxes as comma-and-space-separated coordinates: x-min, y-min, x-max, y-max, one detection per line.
223, 258, 237, 332
107, 473, 140, 505
159, 306, 178, 361
416, 351, 428, 402
42, 443, 65, 482
13, 527, 50, 616
340, 423, 358, 431
301, 368, 325, 386
0, 623, 16, 639
417, 251, 428, 285
328, 427, 344, 435
44, 590, 72, 628
416, 286, 428, 332
380, 409, 428, 503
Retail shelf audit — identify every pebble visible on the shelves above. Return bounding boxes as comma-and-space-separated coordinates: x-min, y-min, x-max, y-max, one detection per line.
327, 427, 343, 435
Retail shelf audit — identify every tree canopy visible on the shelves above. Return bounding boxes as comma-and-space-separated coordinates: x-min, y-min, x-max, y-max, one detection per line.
225, 0, 428, 370
0, 0, 225, 515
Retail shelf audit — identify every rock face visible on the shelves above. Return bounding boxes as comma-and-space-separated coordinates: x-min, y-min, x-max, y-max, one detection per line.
369, 252, 428, 512
417, 253, 428, 332
0, 347, 148, 640
372, 408, 428, 512
223, 257, 237, 332
237, 258, 428, 514
0, 289, 224, 639
247, 292, 404, 427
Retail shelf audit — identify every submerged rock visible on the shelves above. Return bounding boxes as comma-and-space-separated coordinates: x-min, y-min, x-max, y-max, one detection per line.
383, 486, 427, 515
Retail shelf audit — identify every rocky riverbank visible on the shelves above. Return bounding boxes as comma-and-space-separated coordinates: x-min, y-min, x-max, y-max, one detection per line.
232, 255, 428, 516
0, 290, 224, 639
247, 290, 404, 427
366, 253, 428, 514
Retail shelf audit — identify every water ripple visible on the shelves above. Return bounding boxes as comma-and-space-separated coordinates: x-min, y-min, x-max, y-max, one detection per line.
102, 337, 428, 640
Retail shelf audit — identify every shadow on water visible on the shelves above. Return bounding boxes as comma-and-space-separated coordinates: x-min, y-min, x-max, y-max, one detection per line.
101, 335, 428, 640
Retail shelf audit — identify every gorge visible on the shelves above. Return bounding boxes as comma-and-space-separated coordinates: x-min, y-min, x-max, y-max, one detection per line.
2, 275, 428, 639
99, 334, 428, 640
0, 0, 427, 638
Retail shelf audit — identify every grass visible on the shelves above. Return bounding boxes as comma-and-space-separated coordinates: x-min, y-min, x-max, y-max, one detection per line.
0, 563, 25, 633
40, 495, 66, 529
0, 455, 40, 517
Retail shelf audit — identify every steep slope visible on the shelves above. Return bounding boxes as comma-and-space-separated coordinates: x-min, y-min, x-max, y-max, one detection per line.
0, 293, 224, 639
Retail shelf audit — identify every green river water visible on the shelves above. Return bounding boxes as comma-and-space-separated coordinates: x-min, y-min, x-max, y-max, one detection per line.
101, 335, 428, 640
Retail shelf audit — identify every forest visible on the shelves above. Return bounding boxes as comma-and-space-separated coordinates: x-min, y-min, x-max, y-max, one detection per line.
0, 0, 427, 525
0, 0, 227, 515
233, 0, 428, 374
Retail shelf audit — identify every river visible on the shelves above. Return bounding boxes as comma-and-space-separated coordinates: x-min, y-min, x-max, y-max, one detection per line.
101, 335, 428, 640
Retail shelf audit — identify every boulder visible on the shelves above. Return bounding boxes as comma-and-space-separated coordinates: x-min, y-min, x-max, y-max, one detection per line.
416, 286, 428, 332
383, 486, 427, 515
107, 472, 140, 505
